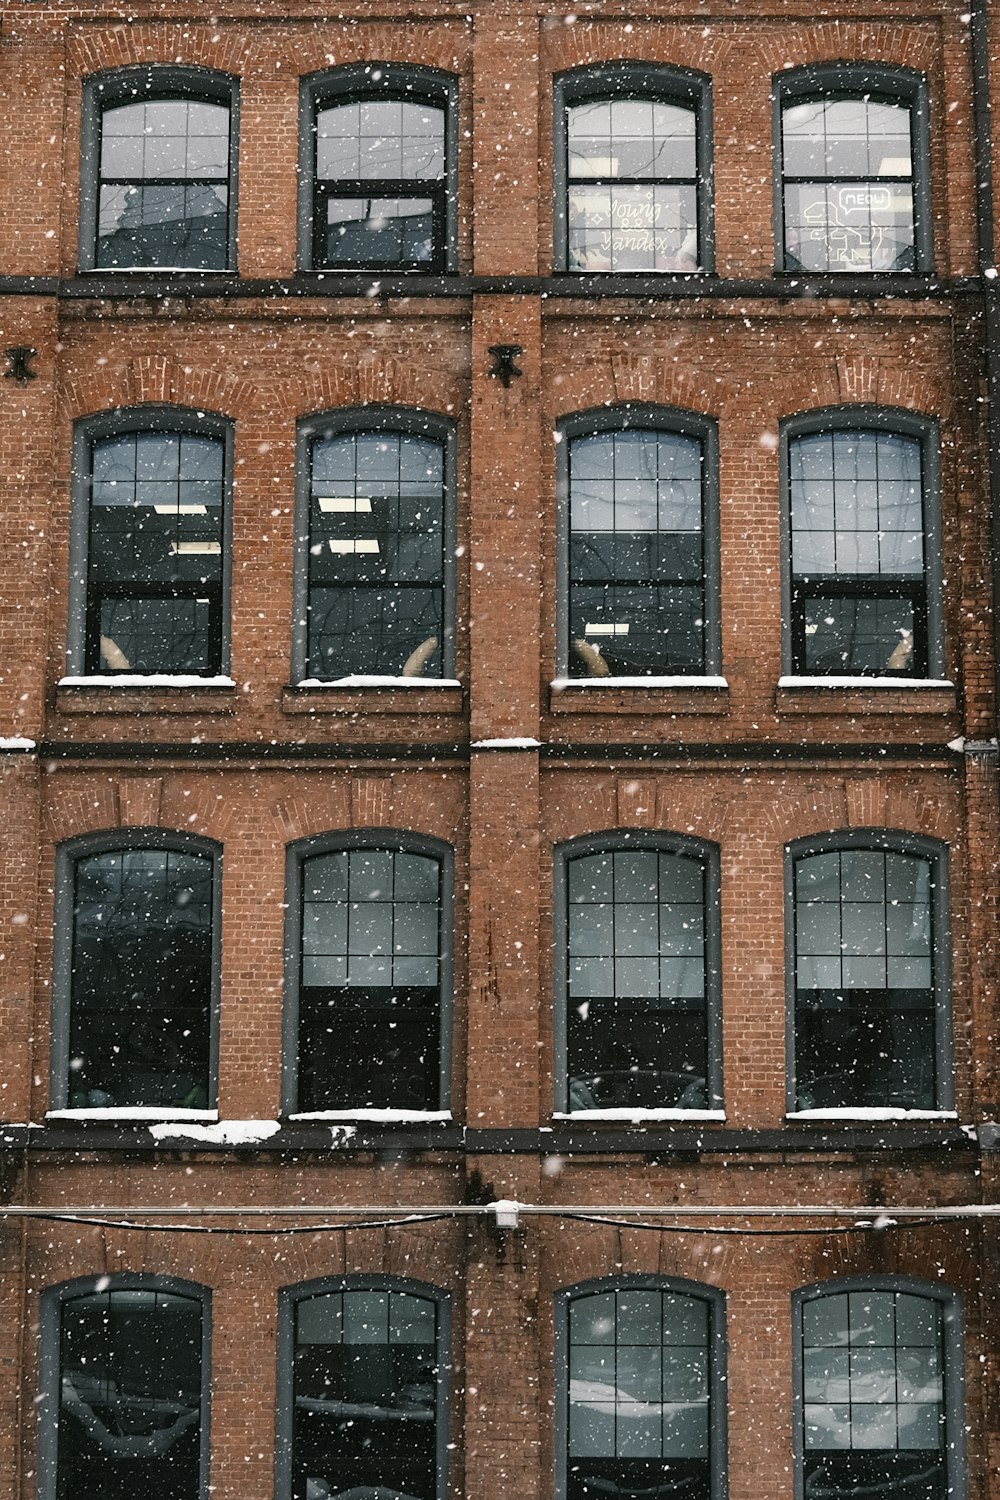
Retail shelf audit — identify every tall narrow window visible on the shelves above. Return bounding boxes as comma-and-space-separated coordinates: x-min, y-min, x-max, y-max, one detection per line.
555, 834, 722, 1113
81, 68, 238, 271
277, 1278, 450, 1500
789, 836, 950, 1113
559, 408, 718, 680
776, 66, 931, 273
295, 411, 453, 683
554, 64, 713, 273
53, 833, 219, 1114
795, 1281, 963, 1500
39, 1277, 210, 1500
285, 835, 451, 1115
559, 1279, 726, 1500
785, 414, 940, 678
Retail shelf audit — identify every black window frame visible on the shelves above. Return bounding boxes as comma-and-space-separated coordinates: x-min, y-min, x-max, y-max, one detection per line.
773, 62, 932, 276
555, 403, 721, 681
553, 830, 723, 1115
275, 1274, 452, 1500
555, 1274, 728, 1500
281, 828, 454, 1116
553, 62, 714, 276
292, 405, 456, 685
38, 1273, 212, 1500
79, 64, 240, 274
298, 63, 459, 274
792, 1276, 966, 1500
779, 406, 944, 680
50, 827, 223, 1114
784, 829, 953, 1116
67, 405, 234, 680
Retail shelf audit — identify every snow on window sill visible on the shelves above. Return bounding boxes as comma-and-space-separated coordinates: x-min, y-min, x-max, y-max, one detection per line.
777, 676, 954, 690
785, 1108, 958, 1122
0, 736, 35, 751
471, 737, 541, 749
551, 676, 728, 690
47, 1107, 219, 1123
58, 675, 236, 689
552, 1109, 726, 1123
294, 677, 461, 689
148, 1119, 281, 1145
288, 1109, 452, 1124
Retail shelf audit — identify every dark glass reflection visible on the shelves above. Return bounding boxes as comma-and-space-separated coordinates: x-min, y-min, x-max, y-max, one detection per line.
802, 1291, 947, 1500
57, 1288, 204, 1500
291, 1288, 439, 1500
87, 429, 225, 676
68, 849, 214, 1110
298, 849, 441, 1111
97, 97, 230, 269
306, 431, 445, 681
566, 848, 709, 1111
794, 850, 936, 1111
568, 429, 705, 678
568, 1288, 712, 1500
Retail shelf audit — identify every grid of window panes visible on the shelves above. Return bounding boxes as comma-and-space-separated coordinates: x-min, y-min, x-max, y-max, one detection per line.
314, 97, 446, 268
566, 97, 699, 272
790, 429, 926, 676
306, 430, 445, 680
565, 848, 708, 1111
781, 95, 916, 272
298, 848, 441, 1111
87, 429, 225, 675
68, 849, 214, 1110
568, 1287, 711, 1500
291, 1287, 439, 1500
793, 849, 935, 1111
57, 1287, 205, 1500
97, 96, 230, 269
802, 1290, 947, 1500
568, 429, 705, 678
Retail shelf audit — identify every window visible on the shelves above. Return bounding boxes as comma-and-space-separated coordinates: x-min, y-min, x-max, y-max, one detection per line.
554, 63, 713, 273
554, 833, 722, 1113
68, 409, 231, 678
81, 67, 238, 271
788, 834, 951, 1113
39, 1276, 210, 1500
283, 833, 452, 1114
558, 406, 719, 680
783, 411, 941, 679
300, 64, 457, 271
51, 832, 220, 1113
776, 65, 931, 274
557, 1278, 726, 1500
794, 1280, 964, 1500
276, 1277, 450, 1500
293, 409, 454, 683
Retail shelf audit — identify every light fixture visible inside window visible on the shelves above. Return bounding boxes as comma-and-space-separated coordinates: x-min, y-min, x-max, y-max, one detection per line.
585, 622, 629, 636
328, 538, 380, 554
317, 496, 373, 513
170, 541, 222, 555
153, 504, 209, 515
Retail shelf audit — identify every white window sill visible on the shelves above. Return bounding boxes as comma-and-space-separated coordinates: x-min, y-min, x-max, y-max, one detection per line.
777, 676, 953, 690
552, 676, 728, 690
288, 1109, 452, 1123
294, 677, 461, 689
47, 1107, 219, 1122
58, 675, 235, 689
786, 1108, 958, 1122
553, 1109, 726, 1123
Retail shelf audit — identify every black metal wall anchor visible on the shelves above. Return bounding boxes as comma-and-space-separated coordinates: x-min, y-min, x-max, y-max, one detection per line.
487, 343, 524, 388
4, 347, 37, 385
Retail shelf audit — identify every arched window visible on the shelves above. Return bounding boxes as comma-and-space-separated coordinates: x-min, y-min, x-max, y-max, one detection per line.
554, 832, 722, 1114
557, 1278, 726, 1500
39, 1276, 211, 1500
794, 1279, 965, 1500
787, 833, 951, 1114
276, 1276, 450, 1500
51, 831, 220, 1115
775, 64, 931, 274
293, 408, 455, 683
283, 832, 452, 1115
80, 66, 238, 272
299, 64, 458, 272
557, 406, 720, 681
554, 63, 713, 273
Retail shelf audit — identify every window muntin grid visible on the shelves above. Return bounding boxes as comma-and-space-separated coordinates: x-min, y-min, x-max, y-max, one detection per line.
781, 95, 916, 273
97, 97, 231, 270
87, 428, 226, 676
789, 428, 926, 676
568, 428, 705, 678
567, 1287, 712, 1500
566, 97, 699, 272
306, 429, 446, 681
793, 848, 936, 1111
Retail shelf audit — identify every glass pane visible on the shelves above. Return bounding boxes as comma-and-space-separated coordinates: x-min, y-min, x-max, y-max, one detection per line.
97, 183, 229, 269
317, 98, 444, 181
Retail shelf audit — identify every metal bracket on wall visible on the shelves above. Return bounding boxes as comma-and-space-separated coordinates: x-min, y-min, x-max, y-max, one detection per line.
4, 346, 37, 384
487, 343, 524, 388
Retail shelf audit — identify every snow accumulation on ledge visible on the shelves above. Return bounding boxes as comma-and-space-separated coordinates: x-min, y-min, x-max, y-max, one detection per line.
147, 1119, 282, 1144
47, 1107, 218, 1123
0, 737, 35, 751
551, 676, 728, 690
777, 675, 954, 690
785, 1108, 959, 1122
471, 737, 542, 749
289, 1109, 452, 1123
295, 676, 462, 689
552, 1109, 727, 1123
59, 674, 236, 689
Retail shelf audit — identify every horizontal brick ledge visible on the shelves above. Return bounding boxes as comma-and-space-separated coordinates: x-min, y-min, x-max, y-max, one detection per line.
548, 684, 730, 716
55, 684, 237, 717
281, 684, 465, 717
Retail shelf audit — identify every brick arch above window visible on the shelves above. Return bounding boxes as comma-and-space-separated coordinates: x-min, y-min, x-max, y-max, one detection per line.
60, 356, 255, 423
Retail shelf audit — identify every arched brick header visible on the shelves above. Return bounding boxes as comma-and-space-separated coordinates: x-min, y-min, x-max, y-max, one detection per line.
60, 355, 256, 423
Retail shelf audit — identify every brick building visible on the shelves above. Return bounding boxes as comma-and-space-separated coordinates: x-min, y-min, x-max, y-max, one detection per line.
0, 0, 999, 1497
